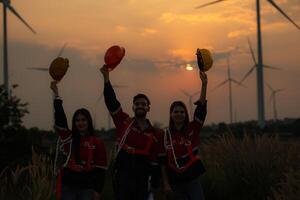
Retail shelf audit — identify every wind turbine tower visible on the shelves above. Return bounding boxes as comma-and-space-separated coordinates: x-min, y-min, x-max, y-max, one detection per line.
195, 0, 300, 128
266, 83, 284, 121
213, 57, 244, 123
1, 0, 36, 93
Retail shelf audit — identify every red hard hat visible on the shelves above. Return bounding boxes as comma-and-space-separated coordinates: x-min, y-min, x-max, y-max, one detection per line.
104, 45, 125, 71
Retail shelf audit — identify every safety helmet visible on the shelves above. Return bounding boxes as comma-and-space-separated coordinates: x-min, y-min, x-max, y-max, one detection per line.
49, 57, 69, 81
197, 49, 213, 72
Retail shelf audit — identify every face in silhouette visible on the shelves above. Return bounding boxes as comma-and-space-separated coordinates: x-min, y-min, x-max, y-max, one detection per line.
132, 98, 150, 118
75, 114, 89, 132
170, 105, 186, 124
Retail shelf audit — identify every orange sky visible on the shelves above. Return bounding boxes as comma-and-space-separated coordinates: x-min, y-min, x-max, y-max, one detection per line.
1, 0, 300, 130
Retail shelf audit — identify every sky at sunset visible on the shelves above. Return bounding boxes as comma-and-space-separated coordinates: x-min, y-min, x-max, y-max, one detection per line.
1, 0, 300, 130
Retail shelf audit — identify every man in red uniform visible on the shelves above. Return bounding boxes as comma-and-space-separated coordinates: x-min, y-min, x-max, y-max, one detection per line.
100, 66, 164, 200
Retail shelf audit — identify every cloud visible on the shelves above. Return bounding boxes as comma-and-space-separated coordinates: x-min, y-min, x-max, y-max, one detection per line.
115, 25, 127, 33
228, 29, 253, 38
141, 28, 158, 36
159, 10, 255, 25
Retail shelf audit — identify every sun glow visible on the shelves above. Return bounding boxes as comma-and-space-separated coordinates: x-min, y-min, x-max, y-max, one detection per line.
186, 64, 194, 71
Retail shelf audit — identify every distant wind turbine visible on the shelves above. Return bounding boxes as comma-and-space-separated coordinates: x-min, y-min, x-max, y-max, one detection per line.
27, 44, 67, 130
94, 84, 128, 130
195, 0, 300, 129
239, 38, 280, 84
27, 43, 67, 71
181, 90, 200, 118
213, 57, 245, 123
265, 83, 284, 121
1, 0, 36, 93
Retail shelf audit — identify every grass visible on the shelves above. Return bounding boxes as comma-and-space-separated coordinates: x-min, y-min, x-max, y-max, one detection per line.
1, 133, 299, 200
200, 133, 300, 200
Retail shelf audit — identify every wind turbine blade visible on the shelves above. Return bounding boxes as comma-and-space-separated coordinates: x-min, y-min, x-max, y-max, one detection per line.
27, 67, 48, 71
275, 88, 285, 93
212, 79, 229, 91
195, 0, 227, 9
5, 3, 36, 34
265, 82, 274, 91
180, 89, 191, 97
57, 43, 67, 57
240, 65, 255, 84
263, 65, 281, 70
231, 79, 246, 88
247, 37, 257, 65
267, 0, 300, 30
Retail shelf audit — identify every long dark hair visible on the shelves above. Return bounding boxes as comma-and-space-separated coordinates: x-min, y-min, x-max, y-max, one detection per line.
169, 101, 190, 135
71, 108, 94, 163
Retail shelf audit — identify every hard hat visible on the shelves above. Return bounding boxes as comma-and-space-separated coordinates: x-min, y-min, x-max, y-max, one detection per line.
49, 57, 69, 81
196, 49, 213, 72
104, 45, 125, 71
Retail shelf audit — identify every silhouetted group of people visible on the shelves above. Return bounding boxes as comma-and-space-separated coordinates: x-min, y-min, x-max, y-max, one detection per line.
50, 52, 208, 200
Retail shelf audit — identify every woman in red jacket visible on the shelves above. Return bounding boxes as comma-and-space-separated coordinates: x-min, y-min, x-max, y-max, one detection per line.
51, 81, 107, 200
163, 70, 207, 200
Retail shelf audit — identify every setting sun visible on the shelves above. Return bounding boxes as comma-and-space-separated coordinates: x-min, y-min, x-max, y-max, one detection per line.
186, 63, 194, 71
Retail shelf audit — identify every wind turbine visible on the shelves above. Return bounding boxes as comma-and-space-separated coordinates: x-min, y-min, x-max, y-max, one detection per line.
94, 84, 127, 130
27, 43, 67, 71
195, 0, 300, 129
181, 90, 200, 118
213, 57, 244, 123
239, 38, 280, 84
265, 83, 284, 121
27, 44, 67, 130
1, 0, 36, 93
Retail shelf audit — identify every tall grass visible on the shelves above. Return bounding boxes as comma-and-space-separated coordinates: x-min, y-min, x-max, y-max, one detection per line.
201, 133, 300, 200
0, 147, 55, 200
1, 135, 299, 200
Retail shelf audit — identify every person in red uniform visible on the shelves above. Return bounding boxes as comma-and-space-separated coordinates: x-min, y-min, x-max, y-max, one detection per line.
163, 69, 208, 200
51, 81, 107, 200
99, 66, 164, 200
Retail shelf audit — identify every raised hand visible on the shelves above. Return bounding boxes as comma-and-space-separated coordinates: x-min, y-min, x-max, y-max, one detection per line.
50, 80, 59, 96
100, 65, 110, 83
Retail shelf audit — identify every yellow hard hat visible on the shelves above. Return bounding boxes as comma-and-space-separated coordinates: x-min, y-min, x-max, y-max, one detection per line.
197, 49, 213, 72
49, 57, 69, 81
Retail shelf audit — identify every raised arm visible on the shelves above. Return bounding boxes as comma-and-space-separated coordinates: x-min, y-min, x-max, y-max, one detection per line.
197, 71, 207, 104
194, 71, 208, 124
50, 81, 69, 130
100, 65, 121, 114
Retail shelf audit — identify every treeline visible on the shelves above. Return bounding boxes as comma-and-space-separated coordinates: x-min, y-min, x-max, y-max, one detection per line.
201, 118, 300, 137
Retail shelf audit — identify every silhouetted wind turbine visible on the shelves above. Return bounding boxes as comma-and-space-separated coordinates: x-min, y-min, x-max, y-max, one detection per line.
213, 57, 244, 123
265, 83, 284, 121
195, 0, 300, 129
239, 38, 280, 84
94, 84, 127, 130
181, 90, 200, 118
27, 44, 67, 130
27, 43, 67, 71
1, 0, 36, 93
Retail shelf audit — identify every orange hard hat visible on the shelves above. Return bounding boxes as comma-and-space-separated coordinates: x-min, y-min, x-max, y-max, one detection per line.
196, 49, 213, 72
49, 57, 69, 81
104, 45, 125, 71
